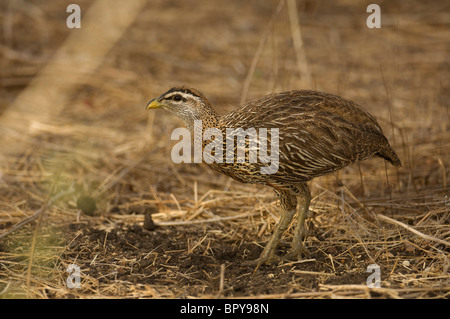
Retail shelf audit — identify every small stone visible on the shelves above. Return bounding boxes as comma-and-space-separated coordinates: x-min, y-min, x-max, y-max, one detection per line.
76, 195, 97, 215
143, 211, 156, 231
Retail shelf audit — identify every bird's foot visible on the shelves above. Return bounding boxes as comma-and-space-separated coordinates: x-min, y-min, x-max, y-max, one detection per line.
283, 243, 310, 261
242, 255, 280, 268
241, 245, 281, 268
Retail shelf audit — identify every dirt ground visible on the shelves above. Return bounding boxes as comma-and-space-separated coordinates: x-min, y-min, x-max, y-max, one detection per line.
0, 0, 449, 299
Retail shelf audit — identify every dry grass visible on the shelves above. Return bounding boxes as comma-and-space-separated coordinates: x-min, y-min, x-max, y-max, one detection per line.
0, 0, 449, 299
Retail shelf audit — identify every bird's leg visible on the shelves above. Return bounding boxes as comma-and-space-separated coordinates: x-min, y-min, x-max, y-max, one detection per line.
245, 191, 297, 267
286, 183, 311, 259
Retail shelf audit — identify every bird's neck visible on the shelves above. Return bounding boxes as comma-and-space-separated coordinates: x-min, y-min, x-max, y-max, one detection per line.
185, 107, 221, 135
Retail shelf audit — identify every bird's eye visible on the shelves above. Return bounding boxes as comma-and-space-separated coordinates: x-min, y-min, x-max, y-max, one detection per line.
173, 94, 182, 101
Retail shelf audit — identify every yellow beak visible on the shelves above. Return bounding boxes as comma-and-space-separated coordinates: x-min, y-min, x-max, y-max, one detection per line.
146, 98, 162, 109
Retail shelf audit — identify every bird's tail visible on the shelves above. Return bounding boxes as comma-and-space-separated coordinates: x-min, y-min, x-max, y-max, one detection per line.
377, 146, 402, 167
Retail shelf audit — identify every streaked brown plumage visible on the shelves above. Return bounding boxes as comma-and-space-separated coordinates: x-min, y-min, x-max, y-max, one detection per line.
147, 87, 401, 266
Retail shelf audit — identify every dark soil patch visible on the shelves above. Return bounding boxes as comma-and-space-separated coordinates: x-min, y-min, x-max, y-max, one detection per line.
61, 221, 404, 297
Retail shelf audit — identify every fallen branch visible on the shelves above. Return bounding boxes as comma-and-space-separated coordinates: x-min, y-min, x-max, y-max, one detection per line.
0, 187, 72, 240
157, 211, 260, 226
377, 214, 450, 247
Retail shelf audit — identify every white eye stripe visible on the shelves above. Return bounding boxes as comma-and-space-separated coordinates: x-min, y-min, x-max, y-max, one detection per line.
165, 92, 200, 102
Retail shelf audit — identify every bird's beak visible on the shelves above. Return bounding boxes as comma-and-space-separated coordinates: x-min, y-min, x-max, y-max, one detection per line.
146, 98, 162, 109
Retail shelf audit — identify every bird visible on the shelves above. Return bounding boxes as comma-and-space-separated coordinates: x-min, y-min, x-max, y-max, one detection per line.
146, 87, 401, 267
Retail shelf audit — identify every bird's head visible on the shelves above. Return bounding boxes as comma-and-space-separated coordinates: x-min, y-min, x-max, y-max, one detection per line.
147, 87, 217, 130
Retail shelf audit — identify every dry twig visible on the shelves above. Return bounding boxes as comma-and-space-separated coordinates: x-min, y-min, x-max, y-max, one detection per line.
377, 214, 450, 247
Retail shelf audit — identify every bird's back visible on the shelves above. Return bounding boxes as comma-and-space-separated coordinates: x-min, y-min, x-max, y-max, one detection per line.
220, 90, 401, 183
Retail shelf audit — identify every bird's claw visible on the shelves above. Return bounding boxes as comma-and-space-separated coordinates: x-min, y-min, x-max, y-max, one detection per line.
241, 255, 281, 268
283, 243, 310, 261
